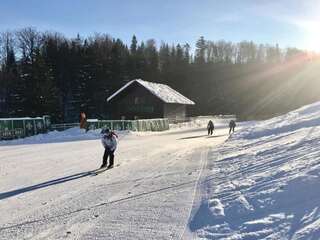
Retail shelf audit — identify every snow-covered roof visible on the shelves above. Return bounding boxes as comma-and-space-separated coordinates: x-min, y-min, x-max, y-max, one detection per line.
107, 79, 195, 105
0, 117, 44, 121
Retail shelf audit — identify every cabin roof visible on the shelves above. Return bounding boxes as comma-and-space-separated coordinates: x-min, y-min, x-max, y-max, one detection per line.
107, 79, 195, 105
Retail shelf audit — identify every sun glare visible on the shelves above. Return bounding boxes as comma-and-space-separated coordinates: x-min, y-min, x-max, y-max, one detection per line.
304, 32, 320, 53
300, 19, 320, 53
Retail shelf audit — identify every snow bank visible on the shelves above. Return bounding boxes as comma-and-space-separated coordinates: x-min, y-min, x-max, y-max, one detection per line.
0, 128, 132, 145
0, 116, 234, 145
169, 116, 235, 131
192, 101, 320, 239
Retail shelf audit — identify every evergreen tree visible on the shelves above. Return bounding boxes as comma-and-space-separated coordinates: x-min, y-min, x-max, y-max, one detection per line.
144, 39, 159, 81
159, 43, 170, 73
195, 36, 207, 64
136, 41, 146, 79
31, 48, 59, 117
129, 35, 138, 79
130, 35, 138, 55
183, 43, 191, 64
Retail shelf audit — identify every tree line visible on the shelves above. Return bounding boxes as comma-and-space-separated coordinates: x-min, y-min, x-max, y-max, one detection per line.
0, 27, 319, 122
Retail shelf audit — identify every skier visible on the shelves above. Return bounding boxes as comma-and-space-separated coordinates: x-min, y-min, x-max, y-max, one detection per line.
207, 120, 214, 135
100, 129, 117, 169
79, 112, 87, 129
229, 120, 236, 134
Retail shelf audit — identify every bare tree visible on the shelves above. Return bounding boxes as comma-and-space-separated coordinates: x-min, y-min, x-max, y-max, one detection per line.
16, 27, 40, 63
0, 31, 16, 67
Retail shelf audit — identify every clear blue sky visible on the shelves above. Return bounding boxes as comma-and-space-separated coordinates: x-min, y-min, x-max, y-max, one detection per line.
1, 0, 320, 51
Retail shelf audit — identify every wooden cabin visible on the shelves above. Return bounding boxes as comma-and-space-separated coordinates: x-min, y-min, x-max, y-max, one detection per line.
107, 79, 195, 121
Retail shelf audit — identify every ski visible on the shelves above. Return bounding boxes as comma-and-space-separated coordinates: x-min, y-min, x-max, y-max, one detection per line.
92, 167, 108, 175
91, 164, 120, 175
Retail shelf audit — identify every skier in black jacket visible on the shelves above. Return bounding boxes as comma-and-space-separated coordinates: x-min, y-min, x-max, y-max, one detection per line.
100, 129, 118, 169
207, 120, 214, 135
229, 120, 236, 134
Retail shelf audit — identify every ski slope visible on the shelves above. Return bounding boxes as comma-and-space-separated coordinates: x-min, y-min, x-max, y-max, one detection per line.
2, 102, 320, 240
191, 102, 320, 239
0, 123, 229, 240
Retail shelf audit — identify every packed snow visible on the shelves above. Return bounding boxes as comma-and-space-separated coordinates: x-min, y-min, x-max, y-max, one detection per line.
0, 118, 229, 239
0, 128, 102, 145
190, 102, 320, 239
2, 101, 320, 240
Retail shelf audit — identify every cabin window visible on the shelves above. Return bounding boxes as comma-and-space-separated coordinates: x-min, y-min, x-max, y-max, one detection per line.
134, 97, 145, 104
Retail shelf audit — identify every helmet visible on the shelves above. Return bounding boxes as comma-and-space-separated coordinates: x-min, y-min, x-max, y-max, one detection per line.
101, 128, 110, 134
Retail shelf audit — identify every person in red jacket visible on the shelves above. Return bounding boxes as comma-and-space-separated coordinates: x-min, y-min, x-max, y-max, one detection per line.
80, 112, 87, 129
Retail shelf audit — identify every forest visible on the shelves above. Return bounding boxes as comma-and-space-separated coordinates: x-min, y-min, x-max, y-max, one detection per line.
0, 27, 319, 122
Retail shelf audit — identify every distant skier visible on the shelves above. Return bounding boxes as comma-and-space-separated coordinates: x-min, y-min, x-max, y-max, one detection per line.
80, 112, 87, 129
229, 120, 236, 134
100, 129, 117, 169
207, 120, 214, 135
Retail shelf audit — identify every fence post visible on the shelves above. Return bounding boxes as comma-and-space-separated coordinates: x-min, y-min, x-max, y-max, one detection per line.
23, 120, 26, 137
33, 119, 36, 135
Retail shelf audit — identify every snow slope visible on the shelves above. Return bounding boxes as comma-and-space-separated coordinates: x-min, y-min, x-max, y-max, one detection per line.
5, 102, 318, 240
0, 123, 229, 239
191, 102, 320, 239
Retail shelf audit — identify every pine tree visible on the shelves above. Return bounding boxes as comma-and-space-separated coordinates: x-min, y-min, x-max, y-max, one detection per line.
136, 41, 146, 79
130, 35, 138, 55
176, 44, 184, 66
32, 48, 59, 117
159, 43, 170, 72
144, 39, 159, 81
183, 43, 191, 64
195, 36, 207, 64
0, 32, 20, 116
129, 35, 138, 79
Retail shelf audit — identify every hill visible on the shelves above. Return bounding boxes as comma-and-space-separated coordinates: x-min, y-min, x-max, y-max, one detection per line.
191, 101, 320, 239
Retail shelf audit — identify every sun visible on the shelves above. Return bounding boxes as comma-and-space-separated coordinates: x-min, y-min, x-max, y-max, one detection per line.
304, 33, 320, 53
300, 21, 320, 53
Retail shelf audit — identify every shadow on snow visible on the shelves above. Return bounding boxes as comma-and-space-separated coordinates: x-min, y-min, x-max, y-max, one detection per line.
0, 170, 98, 200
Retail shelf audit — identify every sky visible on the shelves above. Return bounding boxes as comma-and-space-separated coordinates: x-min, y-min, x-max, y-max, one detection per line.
1, 0, 320, 52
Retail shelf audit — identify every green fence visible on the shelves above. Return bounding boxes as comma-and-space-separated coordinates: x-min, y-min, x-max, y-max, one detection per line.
0, 117, 168, 140
86, 118, 169, 132
0, 115, 51, 140
51, 123, 80, 131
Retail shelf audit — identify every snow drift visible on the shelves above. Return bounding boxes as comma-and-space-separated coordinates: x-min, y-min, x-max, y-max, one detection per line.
192, 102, 320, 239
0, 128, 104, 145
0, 116, 232, 146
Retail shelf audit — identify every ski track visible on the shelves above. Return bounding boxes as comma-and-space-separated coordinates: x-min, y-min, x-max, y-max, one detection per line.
190, 102, 320, 240
0, 127, 228, 240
